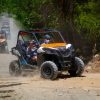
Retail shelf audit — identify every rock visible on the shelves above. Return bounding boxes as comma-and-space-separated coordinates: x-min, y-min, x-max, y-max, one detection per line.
94, 54, 100, 58
58, 93, 63, 96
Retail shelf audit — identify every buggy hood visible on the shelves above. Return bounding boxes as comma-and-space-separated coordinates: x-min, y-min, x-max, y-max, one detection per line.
41, 43, 66, 48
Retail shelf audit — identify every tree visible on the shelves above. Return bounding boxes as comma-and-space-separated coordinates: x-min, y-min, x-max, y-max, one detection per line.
0, 0, 100, 55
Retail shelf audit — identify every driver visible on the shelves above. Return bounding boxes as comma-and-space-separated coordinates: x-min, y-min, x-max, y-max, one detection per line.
41, 34, 51, 44
27, 40, 37, 62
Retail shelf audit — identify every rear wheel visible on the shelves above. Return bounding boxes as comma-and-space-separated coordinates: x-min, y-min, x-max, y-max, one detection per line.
68, 57, 85, 77
40, 61, 58, 80
9, 60, 21, 76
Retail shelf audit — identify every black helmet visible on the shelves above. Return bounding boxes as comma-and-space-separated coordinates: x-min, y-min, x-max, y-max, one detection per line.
29, 40, 36, 45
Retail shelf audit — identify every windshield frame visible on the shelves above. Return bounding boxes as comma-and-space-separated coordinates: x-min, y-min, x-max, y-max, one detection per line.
17, 30, 66, 47
33, 30, 66, 45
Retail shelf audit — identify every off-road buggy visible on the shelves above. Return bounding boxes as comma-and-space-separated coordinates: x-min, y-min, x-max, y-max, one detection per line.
0, 31, 7, 53
9, 29, 85, 80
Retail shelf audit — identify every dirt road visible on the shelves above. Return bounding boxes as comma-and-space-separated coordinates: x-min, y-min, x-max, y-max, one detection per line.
0, 15, 100, 100
0, 54, 100, 100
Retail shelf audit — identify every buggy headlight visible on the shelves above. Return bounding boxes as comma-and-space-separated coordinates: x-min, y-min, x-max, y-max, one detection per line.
66, 44, 74, 51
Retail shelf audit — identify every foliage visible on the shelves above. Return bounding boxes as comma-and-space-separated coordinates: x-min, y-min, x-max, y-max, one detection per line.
75, 0, 100, 42
0, 0, 100, 53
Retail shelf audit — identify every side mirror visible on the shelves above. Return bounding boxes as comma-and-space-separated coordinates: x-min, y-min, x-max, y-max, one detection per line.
11, 47, 21, 56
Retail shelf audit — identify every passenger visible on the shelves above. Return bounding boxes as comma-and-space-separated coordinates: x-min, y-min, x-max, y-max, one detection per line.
27, 40, 37, 62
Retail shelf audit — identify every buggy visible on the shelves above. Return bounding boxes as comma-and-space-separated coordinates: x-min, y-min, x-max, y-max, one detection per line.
9, 29, 85, 80
0, 31, 7, 53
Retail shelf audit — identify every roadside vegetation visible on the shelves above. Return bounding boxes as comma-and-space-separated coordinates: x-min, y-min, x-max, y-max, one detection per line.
0, 0, 100, 59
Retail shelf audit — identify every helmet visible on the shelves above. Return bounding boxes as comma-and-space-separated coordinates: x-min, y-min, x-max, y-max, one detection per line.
29, 40, 36, 45
44, 34, 51, 39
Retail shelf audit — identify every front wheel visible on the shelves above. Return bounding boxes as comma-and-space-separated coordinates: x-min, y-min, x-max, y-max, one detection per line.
9, 60, 21, 76
40, 61, 58, 80
68, 57, 85, 77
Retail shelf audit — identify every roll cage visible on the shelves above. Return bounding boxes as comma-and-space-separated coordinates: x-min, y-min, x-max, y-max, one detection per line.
17, 29, 66, 47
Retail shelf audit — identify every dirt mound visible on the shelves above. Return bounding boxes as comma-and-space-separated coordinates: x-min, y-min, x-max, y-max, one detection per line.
85, 54, 100, 73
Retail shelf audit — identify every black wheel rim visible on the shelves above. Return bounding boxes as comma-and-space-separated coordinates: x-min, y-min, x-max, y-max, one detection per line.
43, 66, 52, 76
